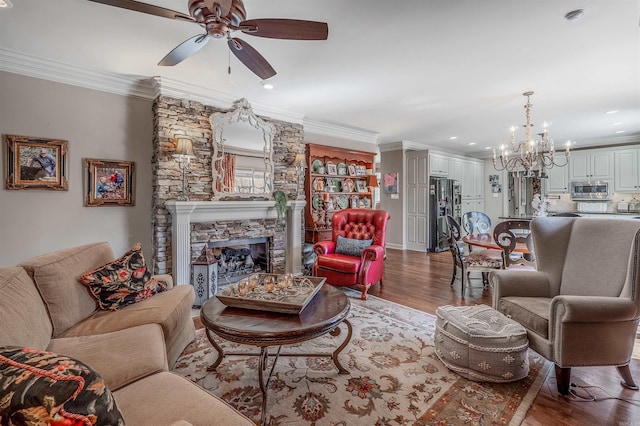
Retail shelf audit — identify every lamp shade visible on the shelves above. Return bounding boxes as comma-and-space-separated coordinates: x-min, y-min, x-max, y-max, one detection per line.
366, 174, 379, 188
175, 138, 195, 157
292, 152, 307, 168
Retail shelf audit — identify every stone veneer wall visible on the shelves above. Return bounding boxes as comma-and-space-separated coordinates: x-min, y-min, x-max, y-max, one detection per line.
151, 95, 304, 276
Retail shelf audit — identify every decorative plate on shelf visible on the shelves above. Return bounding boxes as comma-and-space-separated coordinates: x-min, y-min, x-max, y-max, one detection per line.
312, 194, 320, 210
332, 178, 342, 192
311, 159, 324, 173
337, 194, 348, 209
362, 197, 371, 208
337, 162, 347, 176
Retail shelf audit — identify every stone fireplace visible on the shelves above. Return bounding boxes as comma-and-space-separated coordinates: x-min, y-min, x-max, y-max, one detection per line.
152, 94, 306, 283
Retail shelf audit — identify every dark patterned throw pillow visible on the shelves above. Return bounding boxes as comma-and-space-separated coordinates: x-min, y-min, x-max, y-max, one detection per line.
0, 346, 124, 426
335, 235, 373, 257
79, 243, 167, 311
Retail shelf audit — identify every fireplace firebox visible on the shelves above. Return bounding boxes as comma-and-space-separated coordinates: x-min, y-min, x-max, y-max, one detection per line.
192, 237, 271, 307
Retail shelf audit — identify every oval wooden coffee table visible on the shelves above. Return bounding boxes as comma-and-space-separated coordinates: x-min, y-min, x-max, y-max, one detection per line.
200, 283, 352, 426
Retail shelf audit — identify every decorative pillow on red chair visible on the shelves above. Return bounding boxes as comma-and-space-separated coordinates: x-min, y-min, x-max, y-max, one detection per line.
335, 235, 373, 257
0, 346, 124, 425
80, 243, 167, 311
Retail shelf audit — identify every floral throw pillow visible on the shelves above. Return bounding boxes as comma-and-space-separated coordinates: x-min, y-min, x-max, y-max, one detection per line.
335, 235, 373, 257
80, 243, 167, 311
0, 346, 124, 425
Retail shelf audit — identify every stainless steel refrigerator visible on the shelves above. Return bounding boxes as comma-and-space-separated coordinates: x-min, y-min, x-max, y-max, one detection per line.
429, 178, 461, 252
507, 172, 541, 218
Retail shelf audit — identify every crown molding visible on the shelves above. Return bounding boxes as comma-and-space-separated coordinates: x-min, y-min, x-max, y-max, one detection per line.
0, 48, 156, 99
0, 48, 389, 141
378, 140, 428, 152
303, 119, 379, 144
150, 76, 304, 124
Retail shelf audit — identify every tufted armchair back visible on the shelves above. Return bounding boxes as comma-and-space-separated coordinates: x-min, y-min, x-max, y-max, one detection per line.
331, 209, 389, 247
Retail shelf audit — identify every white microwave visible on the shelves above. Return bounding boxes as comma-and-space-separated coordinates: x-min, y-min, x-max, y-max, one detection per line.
570, 181, 610, 200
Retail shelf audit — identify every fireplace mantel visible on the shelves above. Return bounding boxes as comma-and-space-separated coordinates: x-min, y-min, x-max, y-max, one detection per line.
166, 200, 306, 285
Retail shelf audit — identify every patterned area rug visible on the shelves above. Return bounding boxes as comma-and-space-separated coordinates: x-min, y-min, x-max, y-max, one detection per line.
173, 293, 551, 425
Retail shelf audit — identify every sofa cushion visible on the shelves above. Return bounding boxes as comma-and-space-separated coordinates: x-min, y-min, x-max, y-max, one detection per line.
60, 285, 196, 368
0, 267, 52, 350
0, 346, 124, 425
80, 243, 167, 311
47, 324, 168, 391
113, 372, 254, 426
335, 235, 372, 257
19, 242, 115, 337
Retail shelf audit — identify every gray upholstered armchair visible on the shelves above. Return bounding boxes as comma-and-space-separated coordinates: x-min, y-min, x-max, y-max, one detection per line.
490, 217, 640, 395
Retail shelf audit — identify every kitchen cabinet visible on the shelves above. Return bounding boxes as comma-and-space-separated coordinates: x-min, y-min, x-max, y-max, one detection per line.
461, 200, 484, 218
448, 157, 463, 183
614, 149, 640, 192
569, 150, 614, 181
429, 153, 449, 176
462, 160, 484, 199
304, 143, 375, 243
544, 164, 569, 194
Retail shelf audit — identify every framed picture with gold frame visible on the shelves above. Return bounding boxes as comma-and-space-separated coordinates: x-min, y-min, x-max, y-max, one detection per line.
84, 158, 135, 207
4, 135, 69, 190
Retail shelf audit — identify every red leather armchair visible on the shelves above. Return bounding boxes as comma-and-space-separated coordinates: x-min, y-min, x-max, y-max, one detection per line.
313, 209, 390, 300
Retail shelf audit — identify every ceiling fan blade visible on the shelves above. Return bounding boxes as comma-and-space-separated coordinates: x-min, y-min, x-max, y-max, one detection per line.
240, 19, 328, 40
158, 34, 211, 66
203, 0, 232, 17
86, 0, 195, 22
228, 38, 276, 80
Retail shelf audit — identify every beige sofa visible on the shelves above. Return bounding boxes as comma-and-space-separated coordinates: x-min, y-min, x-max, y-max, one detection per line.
0, 242, 253, 426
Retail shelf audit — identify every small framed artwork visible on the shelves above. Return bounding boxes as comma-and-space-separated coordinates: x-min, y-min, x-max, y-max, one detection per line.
5, 135, 69, 190
355, 180, 367, 192
348, 164, 357, 176
84, 158, 135, 207
326, 163, 337, 175
383, 172, 399, 194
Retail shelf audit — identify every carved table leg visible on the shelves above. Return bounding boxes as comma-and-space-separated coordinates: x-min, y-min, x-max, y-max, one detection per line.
330, 319, 353, 374
205, 328, 224, 371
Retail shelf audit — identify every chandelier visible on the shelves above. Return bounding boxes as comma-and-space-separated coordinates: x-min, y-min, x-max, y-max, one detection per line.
493, 91, 570, 177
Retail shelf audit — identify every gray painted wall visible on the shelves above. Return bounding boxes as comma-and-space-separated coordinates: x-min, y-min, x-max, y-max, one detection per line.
0, 72, 154, 266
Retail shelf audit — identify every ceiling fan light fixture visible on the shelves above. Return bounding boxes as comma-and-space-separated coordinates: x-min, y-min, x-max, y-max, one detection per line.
0, 0, 13, 9
564, 9, 585, 22
261, 81, 274, 90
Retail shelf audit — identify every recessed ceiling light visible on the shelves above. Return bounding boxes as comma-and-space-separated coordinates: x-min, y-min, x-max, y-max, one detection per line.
261, 81, 274, 90
610, 122, 622, 126
616, 130, 626, 134
468, 142, 476, 146
564, 9, 585, 22
449, 136, 457, 140
605, 110, 618, 114
485, 147, 492, 150
0, 0, 13, 8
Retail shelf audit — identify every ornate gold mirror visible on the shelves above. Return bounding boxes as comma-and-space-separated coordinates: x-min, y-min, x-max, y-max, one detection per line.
210, 99, 275, 200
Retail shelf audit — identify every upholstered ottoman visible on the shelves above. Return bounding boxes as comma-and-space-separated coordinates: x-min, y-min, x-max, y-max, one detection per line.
434, 305, 529, 382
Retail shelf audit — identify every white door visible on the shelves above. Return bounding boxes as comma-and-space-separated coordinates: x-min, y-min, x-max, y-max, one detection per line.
406, 151, 429, 251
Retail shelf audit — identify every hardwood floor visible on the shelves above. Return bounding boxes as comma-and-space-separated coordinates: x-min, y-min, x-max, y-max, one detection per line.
366, 248, 640, 425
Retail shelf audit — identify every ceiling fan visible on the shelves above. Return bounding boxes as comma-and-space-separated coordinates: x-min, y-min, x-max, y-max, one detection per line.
87, 0, 329, 79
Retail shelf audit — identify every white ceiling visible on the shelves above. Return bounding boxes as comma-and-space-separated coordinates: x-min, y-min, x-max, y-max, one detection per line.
1, 0, 639, 157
